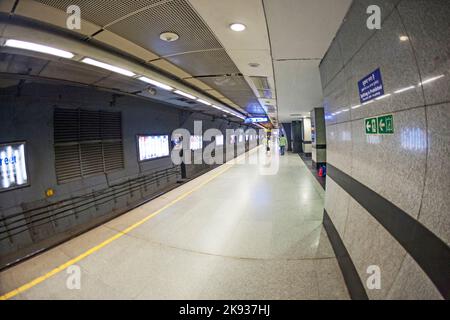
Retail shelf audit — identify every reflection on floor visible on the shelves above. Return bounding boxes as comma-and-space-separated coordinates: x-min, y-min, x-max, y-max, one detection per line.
0, 150, 349, 300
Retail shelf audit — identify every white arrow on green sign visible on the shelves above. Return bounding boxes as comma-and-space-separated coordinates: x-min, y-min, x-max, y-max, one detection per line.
365, 114, 394, 135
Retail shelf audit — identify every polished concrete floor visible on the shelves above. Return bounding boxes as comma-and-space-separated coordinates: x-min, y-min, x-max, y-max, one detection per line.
0, 148, 349, 299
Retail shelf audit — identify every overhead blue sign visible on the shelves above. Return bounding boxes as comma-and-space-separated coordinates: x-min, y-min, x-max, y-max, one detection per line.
245, 117, 268, 124
358, 68, 384, 103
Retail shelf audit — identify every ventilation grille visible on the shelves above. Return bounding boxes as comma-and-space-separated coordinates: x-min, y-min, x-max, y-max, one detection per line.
35, 0, 164, 27
54, 108, 124, 183
165, 49, 239, 77
249, 76, 273, 99
200, 76, 266, 115
107, 0, 221, 57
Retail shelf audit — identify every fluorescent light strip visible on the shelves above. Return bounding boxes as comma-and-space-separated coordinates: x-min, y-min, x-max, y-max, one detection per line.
138, 77, 173, 91
363, 100, 374, 105
394, 86, 415, 94
82, 58, 135, 77
351, 105, 361, 110
4, 39, 74, 59
420, 75, 445, 85
197, 99, 212, 106
174, 90, 196, 100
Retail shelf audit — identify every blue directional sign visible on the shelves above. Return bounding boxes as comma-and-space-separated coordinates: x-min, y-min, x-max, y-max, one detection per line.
358, 68, 384, 103
244, 117, 268, 124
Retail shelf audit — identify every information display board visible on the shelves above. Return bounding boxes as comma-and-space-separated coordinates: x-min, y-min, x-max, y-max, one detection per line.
0, 142, 28, 191
137, 135, 170, 161
190, 135, 203, 150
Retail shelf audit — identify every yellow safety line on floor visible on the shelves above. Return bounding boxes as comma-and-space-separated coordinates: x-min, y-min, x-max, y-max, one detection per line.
0, 161, 237, 300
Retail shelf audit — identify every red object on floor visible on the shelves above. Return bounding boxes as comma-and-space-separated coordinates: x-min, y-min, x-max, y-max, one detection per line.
318, 167, 324, 177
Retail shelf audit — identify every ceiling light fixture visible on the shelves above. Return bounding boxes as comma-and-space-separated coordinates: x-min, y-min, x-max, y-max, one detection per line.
399, 35, 409, 42
81, 58, 135, 77
138, 76, 173, 91
197, 99, 212, 106
174, 90, 196, 100
230, 23, 246, 32
4, 39, 74, 59
159, 32, 179, 42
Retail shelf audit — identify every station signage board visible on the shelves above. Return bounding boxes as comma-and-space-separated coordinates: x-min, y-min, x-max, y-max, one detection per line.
244, 117, 268, 124
358, 68, 385, 103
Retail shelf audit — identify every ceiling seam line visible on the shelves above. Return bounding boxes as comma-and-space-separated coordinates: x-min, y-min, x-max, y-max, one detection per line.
102, 0, 176, 29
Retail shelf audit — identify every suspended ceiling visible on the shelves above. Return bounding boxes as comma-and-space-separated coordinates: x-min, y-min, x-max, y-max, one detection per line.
0, 0, 265, 120
0, 0, 353, 125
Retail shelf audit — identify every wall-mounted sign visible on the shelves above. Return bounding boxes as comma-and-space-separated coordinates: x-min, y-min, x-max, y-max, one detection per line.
365, 114, 394, 135
0, 142, 29, 191
358, 68, 384, 103
244, 117, 268, 124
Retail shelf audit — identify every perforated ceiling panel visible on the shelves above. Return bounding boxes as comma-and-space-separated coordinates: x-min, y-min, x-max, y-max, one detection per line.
93, 75, 149, 93
200, 76, 266, 115
165, 49, 239, 77
35, 0, 164, 27
0, 53, 48, 76
39, 60, 110, 85
107, 0, 221, 57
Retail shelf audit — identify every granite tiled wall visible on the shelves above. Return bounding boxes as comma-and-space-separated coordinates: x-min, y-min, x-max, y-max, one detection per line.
320, 0, 449, 299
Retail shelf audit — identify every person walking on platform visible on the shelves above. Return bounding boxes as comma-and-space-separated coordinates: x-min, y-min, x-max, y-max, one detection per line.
279, 134, 287, 156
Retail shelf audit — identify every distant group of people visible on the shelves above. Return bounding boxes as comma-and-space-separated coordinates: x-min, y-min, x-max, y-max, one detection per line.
265, 134, 288, 156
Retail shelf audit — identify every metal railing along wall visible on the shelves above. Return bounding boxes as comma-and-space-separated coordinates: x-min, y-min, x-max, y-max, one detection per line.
0, 166, 181, 243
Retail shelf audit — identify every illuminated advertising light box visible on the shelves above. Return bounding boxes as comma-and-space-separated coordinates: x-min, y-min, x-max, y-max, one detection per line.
216, 135, 224, 146
137, 135, 170, 161
238, 135, 244, 143
229, 135, 236, 144
0, 142, 29, 191
190, 135, 203, 151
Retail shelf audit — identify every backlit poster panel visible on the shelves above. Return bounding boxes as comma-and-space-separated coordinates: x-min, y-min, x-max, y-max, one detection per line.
138, 135, 170, 161
0, 142, 28, 191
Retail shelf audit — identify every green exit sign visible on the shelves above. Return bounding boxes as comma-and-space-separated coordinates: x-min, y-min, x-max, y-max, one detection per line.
365, 114, 394, 135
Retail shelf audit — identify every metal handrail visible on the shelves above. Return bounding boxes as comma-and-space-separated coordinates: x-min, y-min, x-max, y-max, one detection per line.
0, 166, 181, 241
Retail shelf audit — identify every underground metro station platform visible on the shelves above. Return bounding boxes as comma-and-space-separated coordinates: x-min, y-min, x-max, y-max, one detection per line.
0, 0, 449, 306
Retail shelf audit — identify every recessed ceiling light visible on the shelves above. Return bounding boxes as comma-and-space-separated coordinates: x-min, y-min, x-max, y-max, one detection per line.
4, 39, 74, 59
399, 35, 409, 41
230, 23, 246, 32
160, 32, 179, 42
